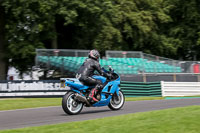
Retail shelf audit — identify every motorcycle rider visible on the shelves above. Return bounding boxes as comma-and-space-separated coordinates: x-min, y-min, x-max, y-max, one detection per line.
76, 49, 110, 102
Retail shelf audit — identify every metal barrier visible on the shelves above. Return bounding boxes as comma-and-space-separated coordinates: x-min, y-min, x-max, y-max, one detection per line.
35, 49, 200, 76
36, 49, 90, 76
161, 81, 200, 97
36, 49, 89, 57
106, 51, 143, 58
106, 50, 200, 74
120, 81, 162, 97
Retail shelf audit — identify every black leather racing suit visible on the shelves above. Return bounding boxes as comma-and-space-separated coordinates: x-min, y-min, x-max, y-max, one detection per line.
77, 58, 108, 87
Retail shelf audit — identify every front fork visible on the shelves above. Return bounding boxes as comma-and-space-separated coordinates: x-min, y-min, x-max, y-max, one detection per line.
113, 87, 120, 101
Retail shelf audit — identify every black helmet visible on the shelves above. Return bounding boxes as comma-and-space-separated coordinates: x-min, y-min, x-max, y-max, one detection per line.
88, 49, 100, 60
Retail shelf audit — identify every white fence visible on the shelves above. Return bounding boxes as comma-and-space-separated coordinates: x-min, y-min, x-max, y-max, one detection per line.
161, 81, 200, 96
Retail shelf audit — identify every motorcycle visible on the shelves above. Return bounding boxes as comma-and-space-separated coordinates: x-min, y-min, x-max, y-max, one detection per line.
60, 67, 125, 115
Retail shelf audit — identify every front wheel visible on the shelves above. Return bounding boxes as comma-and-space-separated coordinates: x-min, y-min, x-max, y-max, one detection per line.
108, 90, 125, 110
62, 91, 83, 115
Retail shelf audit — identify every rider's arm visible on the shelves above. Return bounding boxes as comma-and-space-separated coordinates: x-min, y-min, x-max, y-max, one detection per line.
94, 62, 110, 77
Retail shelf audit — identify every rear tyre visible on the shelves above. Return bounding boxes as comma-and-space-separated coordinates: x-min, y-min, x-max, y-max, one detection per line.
108, 90, 125, 110
62, 91, 83, 115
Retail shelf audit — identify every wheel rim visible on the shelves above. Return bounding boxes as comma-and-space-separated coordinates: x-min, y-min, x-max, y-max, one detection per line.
66, 93, 82, 113
110, 91, 124, 109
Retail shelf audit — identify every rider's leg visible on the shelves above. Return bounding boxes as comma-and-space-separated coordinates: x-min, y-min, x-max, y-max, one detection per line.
87, 77, 102, 102
89, 87, 98, 102
79, 76, 102, 102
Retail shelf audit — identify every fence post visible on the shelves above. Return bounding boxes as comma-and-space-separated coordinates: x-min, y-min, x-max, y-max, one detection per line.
61, 58, 64, 76
173, 74, 176, 82
197, 74, 200, 82
143, 74, 146, 83
160, 81, 165, 97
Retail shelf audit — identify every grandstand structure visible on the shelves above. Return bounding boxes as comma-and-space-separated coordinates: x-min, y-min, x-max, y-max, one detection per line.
36, 49, 200, 81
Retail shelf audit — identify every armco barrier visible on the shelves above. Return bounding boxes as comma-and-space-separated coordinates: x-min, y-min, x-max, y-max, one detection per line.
161, 81, 200, 96
120, 81, 162, 97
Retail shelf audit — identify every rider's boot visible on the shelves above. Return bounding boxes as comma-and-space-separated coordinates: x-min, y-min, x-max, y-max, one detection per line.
88, 88, 99, 102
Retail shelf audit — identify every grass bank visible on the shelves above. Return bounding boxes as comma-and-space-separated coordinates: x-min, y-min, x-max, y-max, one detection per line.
0, 98, 61, 111
0, 97, 163, 111
125, 96, 163, 101
0, 105, 200, 133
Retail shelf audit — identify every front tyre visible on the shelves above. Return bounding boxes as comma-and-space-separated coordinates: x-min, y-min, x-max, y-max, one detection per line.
108, 90, 125, 110
62, 91, 83, 115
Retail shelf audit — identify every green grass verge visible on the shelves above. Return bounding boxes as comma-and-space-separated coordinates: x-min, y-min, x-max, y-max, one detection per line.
0, 97, 163, 111
0, 98, 61, 111
0, 105, 200, 133
125, 97, 164, 101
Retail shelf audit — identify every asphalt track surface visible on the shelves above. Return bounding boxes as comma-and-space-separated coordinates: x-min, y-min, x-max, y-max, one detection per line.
0, 98, 200, 130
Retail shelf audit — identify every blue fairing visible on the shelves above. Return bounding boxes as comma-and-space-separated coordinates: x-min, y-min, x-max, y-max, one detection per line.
93, 76, 120, 107
64, 78, 89, 90
62, 72, 121, 107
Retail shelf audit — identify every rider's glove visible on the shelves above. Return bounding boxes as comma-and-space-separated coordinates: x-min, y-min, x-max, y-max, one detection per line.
106, 73, 112, 80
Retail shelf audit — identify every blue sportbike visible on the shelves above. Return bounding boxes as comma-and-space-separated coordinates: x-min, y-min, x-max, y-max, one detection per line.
60, 67, 125, 115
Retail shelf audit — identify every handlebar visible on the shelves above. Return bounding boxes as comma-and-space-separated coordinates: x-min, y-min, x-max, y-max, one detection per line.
102, 66, 114, 74
108, 66, 114, 73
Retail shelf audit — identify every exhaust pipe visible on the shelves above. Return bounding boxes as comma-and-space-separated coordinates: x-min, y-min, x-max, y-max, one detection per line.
75, 93, 90, 106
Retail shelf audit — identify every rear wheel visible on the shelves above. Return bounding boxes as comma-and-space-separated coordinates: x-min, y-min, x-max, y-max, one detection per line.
62, 91, 83, 115
108, 90, 125, 110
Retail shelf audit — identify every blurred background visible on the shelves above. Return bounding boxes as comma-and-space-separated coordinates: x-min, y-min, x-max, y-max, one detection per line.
1, 0, 200, 81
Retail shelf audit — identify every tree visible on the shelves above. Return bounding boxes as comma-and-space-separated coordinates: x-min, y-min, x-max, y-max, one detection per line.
0, 3, 7, 80
92, 0, 178, 57
2, 0, 98, 76
163, 0, 200, 60
2, 0, 60, 76
1, 0, 200, 79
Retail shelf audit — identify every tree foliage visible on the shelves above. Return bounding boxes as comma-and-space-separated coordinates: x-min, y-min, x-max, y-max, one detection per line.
163, 0, 200, 60
1, 0, 200, 76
